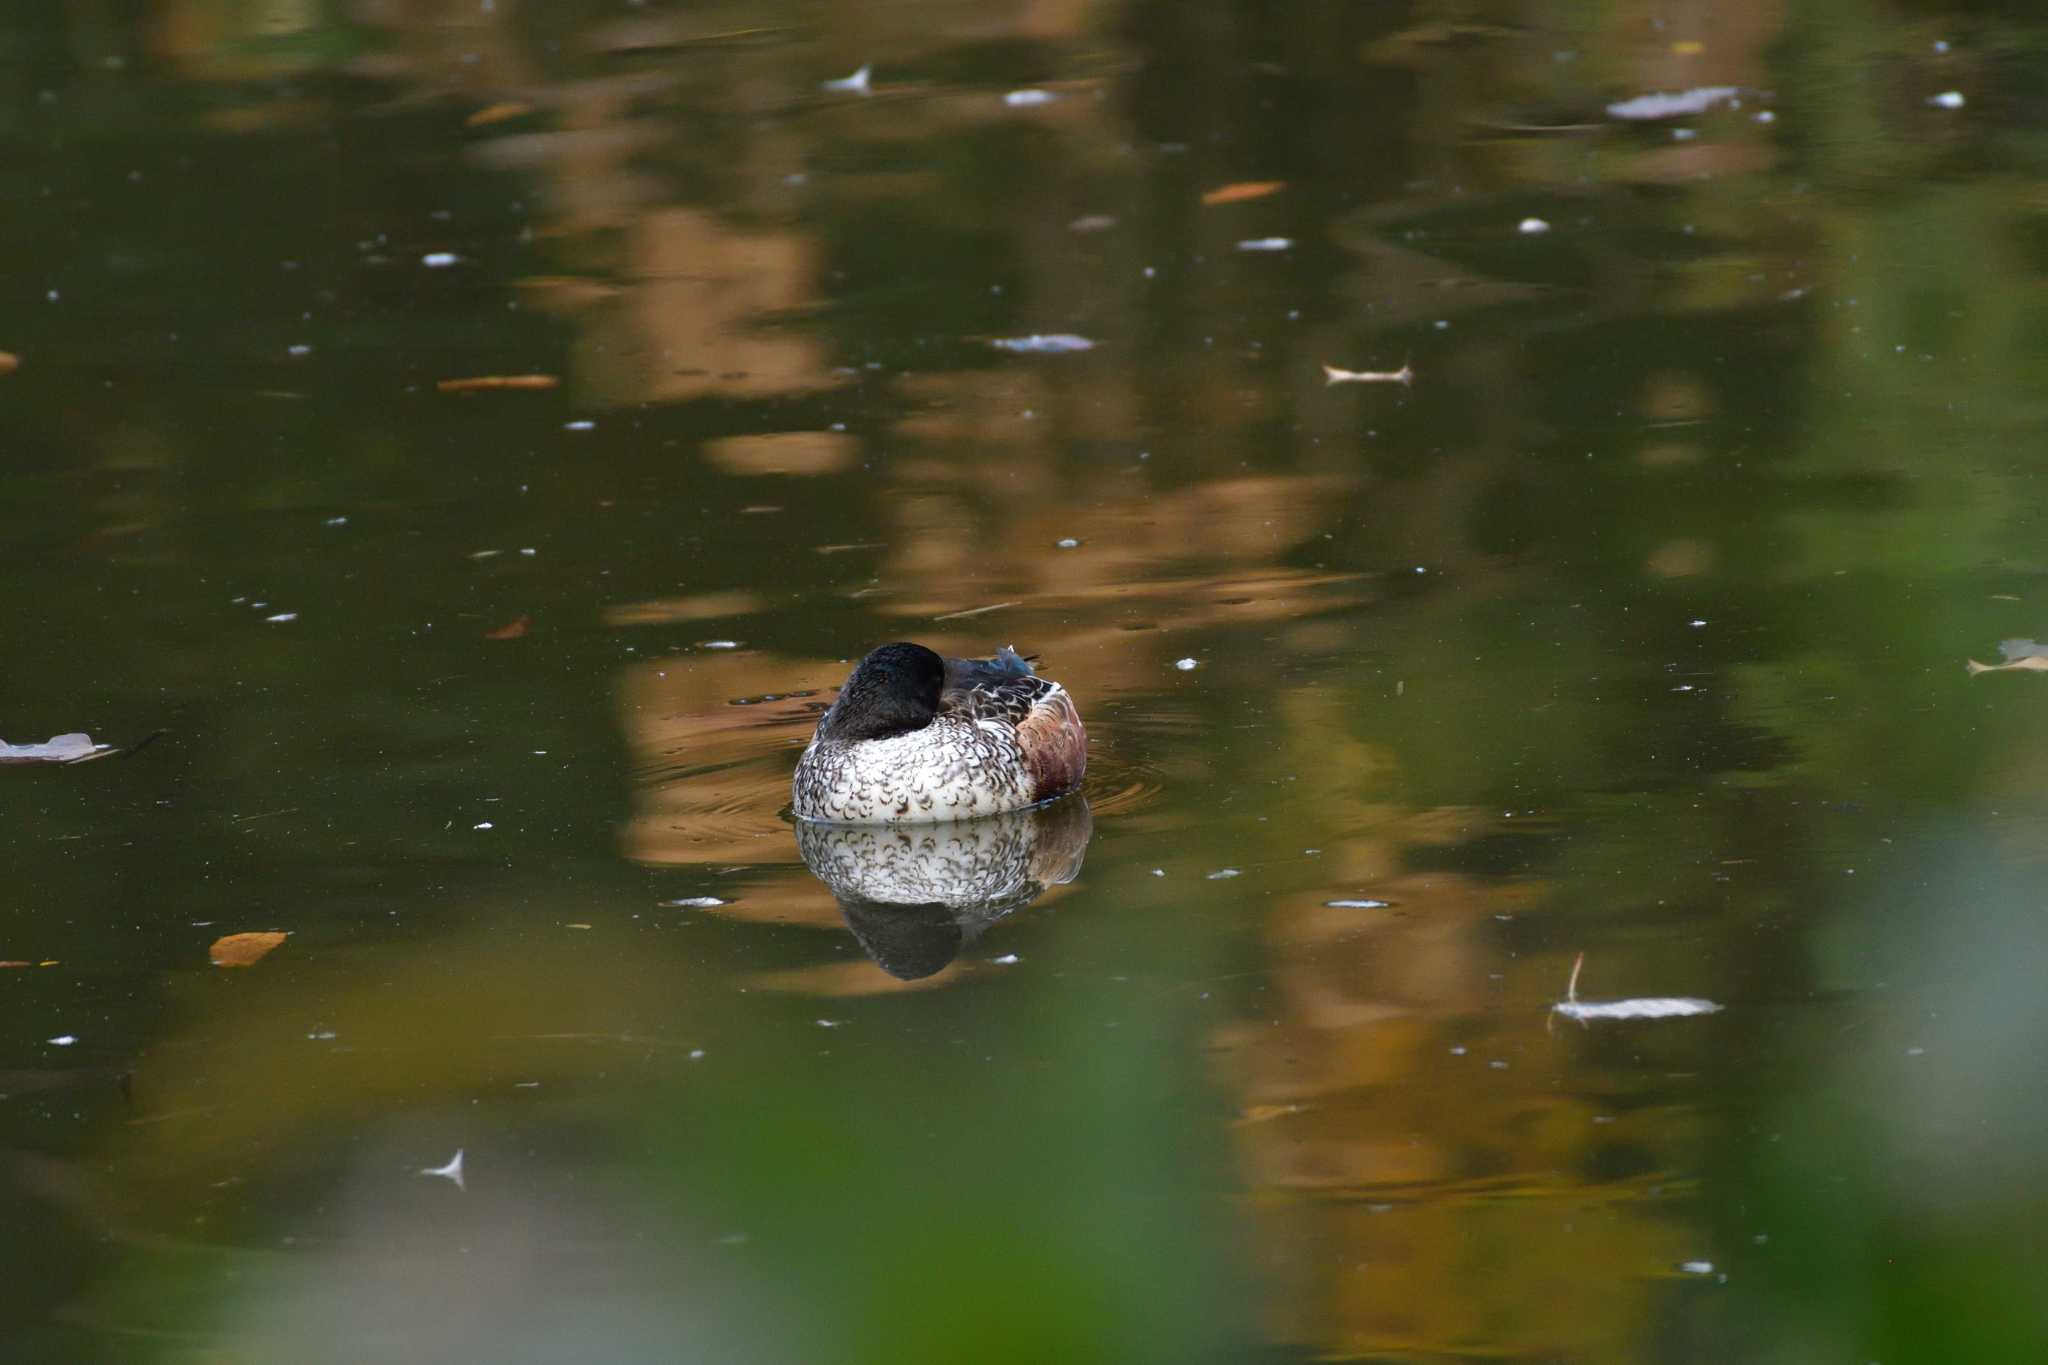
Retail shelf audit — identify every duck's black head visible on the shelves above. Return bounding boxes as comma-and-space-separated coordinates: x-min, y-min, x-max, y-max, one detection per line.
817, 642, 944, 743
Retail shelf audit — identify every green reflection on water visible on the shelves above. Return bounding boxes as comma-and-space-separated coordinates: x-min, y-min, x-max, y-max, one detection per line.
5, 1, 2048, 1361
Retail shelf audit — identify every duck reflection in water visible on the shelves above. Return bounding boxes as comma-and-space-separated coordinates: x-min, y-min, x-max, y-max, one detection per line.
795, 797, 1092, 980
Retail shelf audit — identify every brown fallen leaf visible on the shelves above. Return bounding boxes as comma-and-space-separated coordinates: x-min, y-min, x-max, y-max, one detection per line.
436, 375, 560, 393
1323, 362, 1414, 386
0, 961, 29, 969
466, 101, 533, 127
210, 931, 289, 967
1201, 180, 1285, 206
484, 615, 531, 641
0, 352, 18, 376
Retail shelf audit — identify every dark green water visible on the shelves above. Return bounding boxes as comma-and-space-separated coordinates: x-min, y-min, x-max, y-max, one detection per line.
5, 3, 2048, 1361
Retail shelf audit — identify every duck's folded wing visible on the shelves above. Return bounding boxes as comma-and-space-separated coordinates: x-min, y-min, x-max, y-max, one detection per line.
939, 672, 1059, 727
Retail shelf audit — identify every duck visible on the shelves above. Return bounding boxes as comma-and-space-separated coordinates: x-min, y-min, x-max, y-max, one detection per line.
792, 642, 1087, 823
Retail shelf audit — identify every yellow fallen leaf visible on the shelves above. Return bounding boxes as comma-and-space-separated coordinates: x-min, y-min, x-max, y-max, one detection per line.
1235, 1103, 1305, 1126
0, 352, 18, 376
210, 931, 289, 967
1671, 40, 1706, 56
466, 101, 533, 127
1201, 180, 1285, 206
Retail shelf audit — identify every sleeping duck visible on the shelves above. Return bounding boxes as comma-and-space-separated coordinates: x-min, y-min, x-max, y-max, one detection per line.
792, 643, 1087, 823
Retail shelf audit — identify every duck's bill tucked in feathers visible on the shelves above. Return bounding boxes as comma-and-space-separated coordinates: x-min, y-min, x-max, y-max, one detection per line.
793, 642, 1088, 823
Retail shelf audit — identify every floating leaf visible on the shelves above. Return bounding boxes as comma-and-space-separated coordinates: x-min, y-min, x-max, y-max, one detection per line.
1323, 362, 1413, 386
465, 102, 532, 127
484, 616, 531, 641
0, 352, 18, 376
436, 375, 559, 393
1606, 86, 1740, 120
1967, 640, 2048, 675
210, 931, 289, 968
419, 1149, 465, 1189
821, 64, 872, 96
990, 334, 1096, 354
1202, 180, 1285, 205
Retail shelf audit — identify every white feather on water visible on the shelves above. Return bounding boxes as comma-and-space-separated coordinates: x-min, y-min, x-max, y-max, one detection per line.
1553, 996, 1722, 1022
1551, 953, 1722, 1025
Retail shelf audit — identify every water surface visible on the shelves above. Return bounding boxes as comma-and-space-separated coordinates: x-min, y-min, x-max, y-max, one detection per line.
5, 3, 2048, 1361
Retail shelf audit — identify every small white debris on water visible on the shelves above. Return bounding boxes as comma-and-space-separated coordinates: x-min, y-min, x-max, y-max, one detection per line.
1003, 89, 1057, 107
1449, 1045, 1467, 1056
689, 1049, 706, 1060
1150, 868, 1165, 877
1671, 127, 1698, 141
815, 1018, 843, 1029
821, 64, 872, 96
419, 1149, 465, 1189
48, 1035, 77, 1047
324, 516, 348, 526
1754, 110, 1777, 124
563, 419, 595, 431
307, 1030, 338, 1040
519, 547, 536, 556
1934, 39, 1951, 53
991, 953, 1021, 965
1326, 899, 1391, 909
1207, 868, 1241, 880
421, 252, 459, 268
1, 734, 111, 763
472, 821, 493, 830
1056, 537, 1080, 549
287, 344, 312, 357
1690, 618, 1708, 627
265, 612, 298, 623
1517, 217, 1551, 235
664, 897, 728, 909
1679, 1260, 1715, 1275
1606, 86, 1740, 120
1556, 995, 1721, 1022
703, 640, 739, 650
1928, 90, 1966, 109
991, 334, 1096, 354
1235, 237, 1292, 252
1175, 657, 1199, 671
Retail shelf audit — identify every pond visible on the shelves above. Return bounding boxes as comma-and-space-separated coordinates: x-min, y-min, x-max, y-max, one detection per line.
4, 3, 2047, 1361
